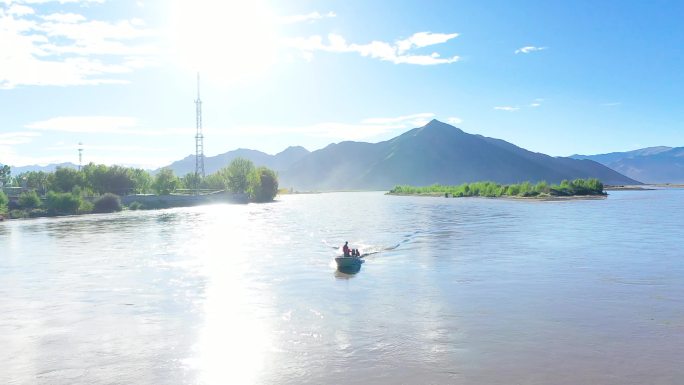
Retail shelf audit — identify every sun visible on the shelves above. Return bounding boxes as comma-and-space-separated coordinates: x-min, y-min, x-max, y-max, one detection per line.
168, 0, 279, 84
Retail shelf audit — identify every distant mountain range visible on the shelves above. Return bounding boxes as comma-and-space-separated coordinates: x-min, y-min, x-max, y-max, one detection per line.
4, 120, 649, 189
161, 146, 310, 176
7, 162, 79, 174
572, 146, 684, 184
274, 120, 638, 190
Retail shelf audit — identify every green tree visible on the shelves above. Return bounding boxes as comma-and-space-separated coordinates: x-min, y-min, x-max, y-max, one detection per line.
18, 171, 50, 196
45, 191, 82, 215
18, 190, 41, 209
226, 158, 255, 194
152, 168, 180, 195
0, 165, 10, 187
0, 190, 8, 215
247, 167, 278, 202
181, 172, 202, 191
130, 168, 152, 194
202, 173, 227, 190
83, 163, 136, 195
49, 167, 85, 193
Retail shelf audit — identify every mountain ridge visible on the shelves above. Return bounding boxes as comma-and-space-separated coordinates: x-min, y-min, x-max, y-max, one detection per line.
279, 119, 639, 190
3, 120, 645, 188
572, 146, 684, 183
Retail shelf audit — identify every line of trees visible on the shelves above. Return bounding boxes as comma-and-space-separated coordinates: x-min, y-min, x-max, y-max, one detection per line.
389, 178, 605, 197
0, 157, 278, 219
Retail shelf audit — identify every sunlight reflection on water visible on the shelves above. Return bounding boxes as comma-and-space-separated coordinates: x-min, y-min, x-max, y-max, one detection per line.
1, 190, 684, 384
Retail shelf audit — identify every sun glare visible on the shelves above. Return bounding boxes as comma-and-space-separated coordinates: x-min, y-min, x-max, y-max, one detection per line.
169, 0, 279, 84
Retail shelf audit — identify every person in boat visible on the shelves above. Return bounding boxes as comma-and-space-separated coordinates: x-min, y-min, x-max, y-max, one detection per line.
343, 241, 351, 256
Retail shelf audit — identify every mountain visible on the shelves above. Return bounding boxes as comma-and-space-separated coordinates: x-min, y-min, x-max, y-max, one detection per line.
278, 119, 640, 190
6, 162, 78, 174
572, 146, 684, 183
161, 146, 310, 176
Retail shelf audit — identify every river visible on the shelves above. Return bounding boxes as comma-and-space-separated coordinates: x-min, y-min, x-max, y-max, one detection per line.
1, 190, 683, 384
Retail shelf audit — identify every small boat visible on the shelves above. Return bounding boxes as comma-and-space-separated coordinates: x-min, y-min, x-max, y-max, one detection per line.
335, 255, 364, 269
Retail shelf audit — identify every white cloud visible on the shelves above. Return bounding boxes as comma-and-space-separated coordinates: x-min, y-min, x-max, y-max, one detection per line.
279, 11, 335, 24
26, 116, 139, 133
5, 0, 104, 4
284, 31, 460, 65
396, 32, 458, 54
0, 2, 159, 89
515, 46, 547, 54
530, 98, 543, 107
7, 4, 34, 16
0, 131, 41, 145
40, 12, 85, 23
25, 116, 195, 136
447, 117, 463, 125
494, 106, 520, 112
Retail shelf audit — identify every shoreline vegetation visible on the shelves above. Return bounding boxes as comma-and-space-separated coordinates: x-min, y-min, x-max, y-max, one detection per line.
0, 158, 278, 221
388, 178, 607, 199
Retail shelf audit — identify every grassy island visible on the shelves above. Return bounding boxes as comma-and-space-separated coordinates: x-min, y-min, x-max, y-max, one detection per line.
389, 178, 606, 198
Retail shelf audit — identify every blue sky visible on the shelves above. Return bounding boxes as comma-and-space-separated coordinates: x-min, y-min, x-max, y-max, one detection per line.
1, 0, 682, 169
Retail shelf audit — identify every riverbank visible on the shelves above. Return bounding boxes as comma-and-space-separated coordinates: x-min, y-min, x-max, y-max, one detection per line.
1, 191, 248, 221
605, 185, 655, 191
606, 184, 684, 191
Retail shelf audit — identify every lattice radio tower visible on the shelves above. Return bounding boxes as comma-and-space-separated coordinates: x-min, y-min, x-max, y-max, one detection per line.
194, 73, 205, 193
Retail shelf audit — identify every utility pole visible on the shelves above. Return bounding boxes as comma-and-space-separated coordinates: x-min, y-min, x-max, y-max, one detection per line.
194, 73, 205, 195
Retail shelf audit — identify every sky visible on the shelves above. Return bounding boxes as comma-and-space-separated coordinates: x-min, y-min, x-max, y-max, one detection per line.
1, 0, 683, 169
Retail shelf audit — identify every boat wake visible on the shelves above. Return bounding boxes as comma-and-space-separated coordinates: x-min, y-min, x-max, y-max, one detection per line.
323, 230, 423, 259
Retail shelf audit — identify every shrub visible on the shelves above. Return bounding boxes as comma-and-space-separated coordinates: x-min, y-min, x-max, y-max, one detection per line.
45, 191, 82, 215
0, 190, 8, 215
248, 167, 278, 202
81, 200, 94, 213
152, 168, 180, 195
128, 201, 144, 210
390, 178, 606, 198
18, 190, 41, 209
9, 209, 26, 219
93, 193, 122, 213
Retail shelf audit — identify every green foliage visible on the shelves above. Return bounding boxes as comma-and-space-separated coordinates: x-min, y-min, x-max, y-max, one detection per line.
202, 173, 227, 190
79, 200, 94, 213
0, 190, 8, 214
17, 171, 50, 195
152, 168, 180, 195
0, 165, 12, 187
247, 167, 279, 202
18, 190, 41, 209
389, 178, 605, 198
181, 172, 202, 190
128, 201, 144, 210
93, 193, 122, 213
49, 167, 85, 193
130, 168, 152, 194
82, 163, 137, 195
45, 191, 83, 215
226, 158, 255, 194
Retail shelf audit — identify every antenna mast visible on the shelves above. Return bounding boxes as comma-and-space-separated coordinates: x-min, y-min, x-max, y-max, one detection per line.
194, 73, 205, 194
78, 142, 83, 171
